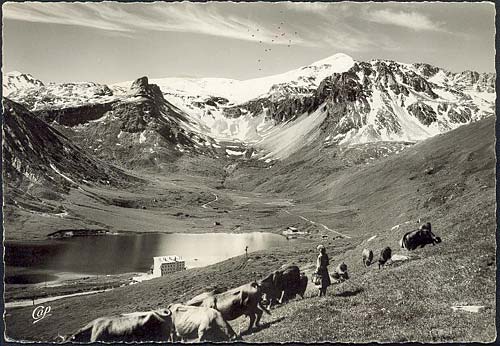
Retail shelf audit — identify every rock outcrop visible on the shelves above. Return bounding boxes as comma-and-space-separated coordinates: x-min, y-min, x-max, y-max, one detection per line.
33, 102, 115, 126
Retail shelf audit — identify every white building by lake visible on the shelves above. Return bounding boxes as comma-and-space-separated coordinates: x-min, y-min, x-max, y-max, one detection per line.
152, 255, 186, 277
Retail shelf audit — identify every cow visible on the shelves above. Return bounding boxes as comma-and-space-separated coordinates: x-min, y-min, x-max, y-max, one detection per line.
167, 303, 238, 342
185, 281, 270, 333
331, 262, 349, 283
259, 265, 307, 308
63, 309, 173, 342
362, 249, 374, 267
297, 272, 308, 299
378, 247, 392, 269
400, 222, 442, 251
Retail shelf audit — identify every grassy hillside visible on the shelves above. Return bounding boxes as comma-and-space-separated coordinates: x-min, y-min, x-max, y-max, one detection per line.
5, 117, 496, 342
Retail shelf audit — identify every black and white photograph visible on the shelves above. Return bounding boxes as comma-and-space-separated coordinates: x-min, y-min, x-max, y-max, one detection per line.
2, 1, 496, 343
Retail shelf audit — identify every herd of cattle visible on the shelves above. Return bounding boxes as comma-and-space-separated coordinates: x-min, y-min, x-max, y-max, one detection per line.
363, 222, 442, 269
61, 266, 306, 342
59, 222, 441, 343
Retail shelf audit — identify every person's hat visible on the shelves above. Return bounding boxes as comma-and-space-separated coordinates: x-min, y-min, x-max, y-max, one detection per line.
317, 244, 325, 251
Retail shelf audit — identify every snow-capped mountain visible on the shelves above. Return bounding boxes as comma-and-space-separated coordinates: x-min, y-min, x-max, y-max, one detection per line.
4, 53, 495, 162
2, 74, 243, 168
49, 77, 226, 168
5, 79, 117, 111
129, 54, 494, 159
126, 53, 355, 105
3, 71, 45, 95
113, 54, 356, 146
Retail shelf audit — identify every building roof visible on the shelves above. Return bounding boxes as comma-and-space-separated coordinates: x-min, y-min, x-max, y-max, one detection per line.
153, 255, 184, 264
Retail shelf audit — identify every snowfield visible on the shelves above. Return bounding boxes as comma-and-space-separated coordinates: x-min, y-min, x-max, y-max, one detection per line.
115, 53, 355, 105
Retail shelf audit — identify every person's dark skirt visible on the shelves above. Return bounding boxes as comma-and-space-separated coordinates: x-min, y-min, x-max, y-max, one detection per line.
317, 266, 331, 288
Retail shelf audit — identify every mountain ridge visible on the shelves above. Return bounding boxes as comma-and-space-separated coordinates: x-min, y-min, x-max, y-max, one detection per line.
3, 53, 495, 162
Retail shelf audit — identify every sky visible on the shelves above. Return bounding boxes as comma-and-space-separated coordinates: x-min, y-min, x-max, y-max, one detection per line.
2, 2, 496, 84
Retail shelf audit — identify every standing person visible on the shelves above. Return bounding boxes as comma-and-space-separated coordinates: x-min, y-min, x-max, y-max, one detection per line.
316, 245, 331, 297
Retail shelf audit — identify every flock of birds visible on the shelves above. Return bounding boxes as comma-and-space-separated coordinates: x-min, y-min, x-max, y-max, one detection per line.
248, 14, 299, 71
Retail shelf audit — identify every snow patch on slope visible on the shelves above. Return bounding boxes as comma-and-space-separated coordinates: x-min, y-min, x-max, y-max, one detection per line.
49, 163, 77, 184
257, 105, 328, 160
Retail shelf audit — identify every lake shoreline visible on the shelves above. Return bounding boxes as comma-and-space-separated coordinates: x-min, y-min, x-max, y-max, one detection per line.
5, 232, 311, 303
4, 227, 298, 243
5, 271, 140, 303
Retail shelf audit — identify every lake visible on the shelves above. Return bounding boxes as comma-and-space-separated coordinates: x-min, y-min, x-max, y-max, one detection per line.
5, 232, 291, 284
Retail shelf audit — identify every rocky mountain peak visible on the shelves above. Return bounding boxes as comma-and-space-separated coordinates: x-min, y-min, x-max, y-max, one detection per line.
130, 76, 164, 102
452, 70, 495, 92
131, 76, 149, 90
412, 63, 440, 78
317, 69, 366, 104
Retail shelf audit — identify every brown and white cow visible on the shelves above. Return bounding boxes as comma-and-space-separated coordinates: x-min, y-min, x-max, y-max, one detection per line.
362, 248, 374, 267
167, 303, 238, 342
185, 281, 270, 333
64, 309, 173, 342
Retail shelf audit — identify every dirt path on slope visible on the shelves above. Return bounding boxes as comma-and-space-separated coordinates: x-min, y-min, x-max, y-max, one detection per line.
201, 192, 219, 209
284, 210, 351, 239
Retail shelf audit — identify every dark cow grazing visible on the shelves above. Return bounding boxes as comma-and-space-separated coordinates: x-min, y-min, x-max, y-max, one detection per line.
297, 272, 308, 299
378, 247, 392, 269
185, 281, 270, 333
64, 309, 173, 342
400, 222, 442, 251
259, 265, 307, 308
167, 304, 238, 342
362, 249, 374, 267
331, 262, 349, 282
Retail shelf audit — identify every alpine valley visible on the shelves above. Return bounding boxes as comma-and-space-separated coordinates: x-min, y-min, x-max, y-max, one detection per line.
2, 53, 496, 343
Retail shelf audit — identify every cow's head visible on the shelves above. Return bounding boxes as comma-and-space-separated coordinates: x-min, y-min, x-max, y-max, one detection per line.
251, 280, 260, 288
260, 294, 271, 306
338, 262, 348, 273
423, 223, 441, 244
166, 303, 178, 313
